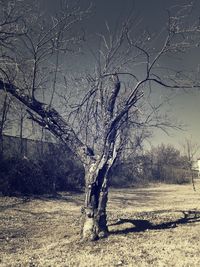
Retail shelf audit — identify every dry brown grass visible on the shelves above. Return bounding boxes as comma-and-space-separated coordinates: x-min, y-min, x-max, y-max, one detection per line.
1, 181, 200, 267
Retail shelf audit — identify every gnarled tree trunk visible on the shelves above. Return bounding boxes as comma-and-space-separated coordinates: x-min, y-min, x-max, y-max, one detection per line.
82, 163, 110, 241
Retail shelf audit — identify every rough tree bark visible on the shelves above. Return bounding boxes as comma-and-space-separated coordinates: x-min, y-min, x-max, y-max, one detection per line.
81, 137, 119, 240
83, 170, 109, 240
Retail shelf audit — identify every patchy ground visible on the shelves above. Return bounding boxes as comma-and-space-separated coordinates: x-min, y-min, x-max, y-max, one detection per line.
1, 181, 200, 267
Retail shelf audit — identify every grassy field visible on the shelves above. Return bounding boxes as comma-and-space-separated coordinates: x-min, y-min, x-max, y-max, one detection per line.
1, 181, 200, 267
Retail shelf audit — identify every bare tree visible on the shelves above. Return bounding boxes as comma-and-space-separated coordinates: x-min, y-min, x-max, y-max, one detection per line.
0, 1, 200, 241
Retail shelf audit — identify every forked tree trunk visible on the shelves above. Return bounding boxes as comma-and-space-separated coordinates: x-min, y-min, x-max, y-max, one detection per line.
82, 167, 110, 241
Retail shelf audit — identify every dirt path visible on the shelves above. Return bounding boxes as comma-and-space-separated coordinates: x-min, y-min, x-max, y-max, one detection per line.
1, 182, 200, 267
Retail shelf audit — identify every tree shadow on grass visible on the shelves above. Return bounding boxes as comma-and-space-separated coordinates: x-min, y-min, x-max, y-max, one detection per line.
108, 210, 200, 235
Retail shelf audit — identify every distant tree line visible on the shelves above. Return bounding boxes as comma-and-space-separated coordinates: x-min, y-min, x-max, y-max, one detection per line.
0, 137, 196, 196
110, 144, 197, 187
